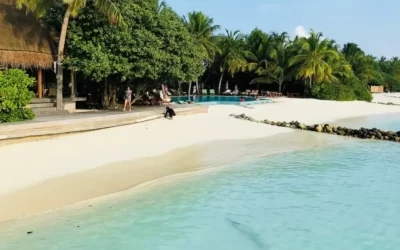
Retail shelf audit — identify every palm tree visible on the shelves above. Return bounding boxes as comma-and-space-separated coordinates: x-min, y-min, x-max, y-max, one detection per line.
289, 30, 340, 91
16, 0, 123, 110
244, 29, 273, 83
377, 57, 400, 90
184, 11, 220, 62
342, 43, 377, 84
216, 30, 256, 94
247, 32, 293, 93
183, 11, 220, 95
250, 40, 292, 93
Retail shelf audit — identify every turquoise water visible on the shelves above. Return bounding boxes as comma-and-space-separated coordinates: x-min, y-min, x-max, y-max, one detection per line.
1, 116, 400, 250
171, 95, 271, 105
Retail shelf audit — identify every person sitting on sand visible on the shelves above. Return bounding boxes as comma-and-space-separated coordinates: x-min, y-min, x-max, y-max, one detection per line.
164, 106, 176, 120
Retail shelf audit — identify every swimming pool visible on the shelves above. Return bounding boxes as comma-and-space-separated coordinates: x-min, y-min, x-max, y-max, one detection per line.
171, 95, 271, 105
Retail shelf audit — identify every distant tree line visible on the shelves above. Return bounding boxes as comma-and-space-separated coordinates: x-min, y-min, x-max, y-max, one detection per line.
17, 0, 400, 107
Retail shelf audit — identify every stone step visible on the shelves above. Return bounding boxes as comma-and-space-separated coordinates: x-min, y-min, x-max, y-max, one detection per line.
31, 98, 56, 104
30, 102, 56, 108
34, 109, 69, 117
32, 106, 67, 117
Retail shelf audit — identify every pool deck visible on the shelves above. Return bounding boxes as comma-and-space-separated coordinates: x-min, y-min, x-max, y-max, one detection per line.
0, 105, 208, 141
171, 95, 272, 105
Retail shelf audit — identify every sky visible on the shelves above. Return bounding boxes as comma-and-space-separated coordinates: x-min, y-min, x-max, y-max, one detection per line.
166, 0, 400, 58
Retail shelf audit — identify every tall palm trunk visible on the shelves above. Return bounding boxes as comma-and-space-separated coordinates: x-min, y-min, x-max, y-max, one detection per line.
103, 78, 109, 109
188, 82, 192, 97
195, 80, 199, 95
218, 72, 224, 94
278, 80, 283, 93
56, 4, 73, 110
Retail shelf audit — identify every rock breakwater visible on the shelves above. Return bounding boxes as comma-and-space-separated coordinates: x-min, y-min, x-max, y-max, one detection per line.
231, 114, 400, 143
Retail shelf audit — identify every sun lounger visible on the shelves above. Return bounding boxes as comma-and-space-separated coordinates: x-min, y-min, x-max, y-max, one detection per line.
202, 89, 208, 95
223, 89, 232, 95
209, 89, 215, 95
249, 90, 258, 96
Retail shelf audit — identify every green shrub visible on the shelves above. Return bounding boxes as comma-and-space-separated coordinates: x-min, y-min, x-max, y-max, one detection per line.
343, 77, 373, 102
389, 80, 400, 92
312, 83, 357, 101
312, 77, 373, 102
0, 69, 35, 122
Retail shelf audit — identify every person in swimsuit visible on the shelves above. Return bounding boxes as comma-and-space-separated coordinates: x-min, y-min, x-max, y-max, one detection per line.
123, 87, 132, 111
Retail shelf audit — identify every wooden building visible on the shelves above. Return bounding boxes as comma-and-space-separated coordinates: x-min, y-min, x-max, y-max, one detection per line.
0, 0, 85, 115
0, 0, 54, 96
370, 86, 384, 93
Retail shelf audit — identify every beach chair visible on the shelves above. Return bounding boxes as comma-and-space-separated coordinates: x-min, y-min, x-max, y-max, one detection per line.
202, 89, 208, 95
250, 90, 258, 96
209, 89, 215, 95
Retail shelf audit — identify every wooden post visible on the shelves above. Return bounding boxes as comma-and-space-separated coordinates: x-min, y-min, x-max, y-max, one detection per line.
37, 69, 43, 98
70, 71, 75, 97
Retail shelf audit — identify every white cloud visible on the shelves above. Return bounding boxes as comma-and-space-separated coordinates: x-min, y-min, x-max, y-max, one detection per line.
295, 25, 309, 38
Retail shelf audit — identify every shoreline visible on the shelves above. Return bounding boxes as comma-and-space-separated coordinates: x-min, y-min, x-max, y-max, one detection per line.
1, 98, 400, 222
0, 131, 349, 224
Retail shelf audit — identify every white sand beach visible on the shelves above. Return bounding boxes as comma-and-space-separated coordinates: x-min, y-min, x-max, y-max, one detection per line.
1, 95, 400, 221
372, 93, 400, 105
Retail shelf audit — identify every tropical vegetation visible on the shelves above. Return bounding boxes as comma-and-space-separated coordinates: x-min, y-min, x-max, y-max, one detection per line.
9, 0, 400, 110
0, 69, 35, 122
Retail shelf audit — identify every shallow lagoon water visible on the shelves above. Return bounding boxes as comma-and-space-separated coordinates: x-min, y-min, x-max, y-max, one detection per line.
1, 114, 400, 250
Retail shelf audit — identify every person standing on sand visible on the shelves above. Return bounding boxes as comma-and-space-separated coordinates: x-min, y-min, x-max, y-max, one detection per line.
164, 85, 169, 95
123, 87, 132, 111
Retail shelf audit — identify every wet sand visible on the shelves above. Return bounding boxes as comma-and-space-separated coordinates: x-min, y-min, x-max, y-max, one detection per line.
0, 130, 349, 223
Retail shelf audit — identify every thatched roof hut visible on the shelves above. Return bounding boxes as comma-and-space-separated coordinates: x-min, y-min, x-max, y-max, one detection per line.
0, 0, 55, 69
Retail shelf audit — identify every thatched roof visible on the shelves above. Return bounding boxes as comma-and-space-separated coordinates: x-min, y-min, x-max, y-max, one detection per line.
0, 0, 55, 69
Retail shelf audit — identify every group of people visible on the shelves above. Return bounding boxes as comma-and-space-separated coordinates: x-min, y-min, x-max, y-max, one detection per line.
123, 86, 176, 120
123, 85, 173, 111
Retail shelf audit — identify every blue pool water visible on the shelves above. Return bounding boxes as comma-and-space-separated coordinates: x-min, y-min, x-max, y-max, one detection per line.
1, 114, 400, 250
171, 95, 271, 105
